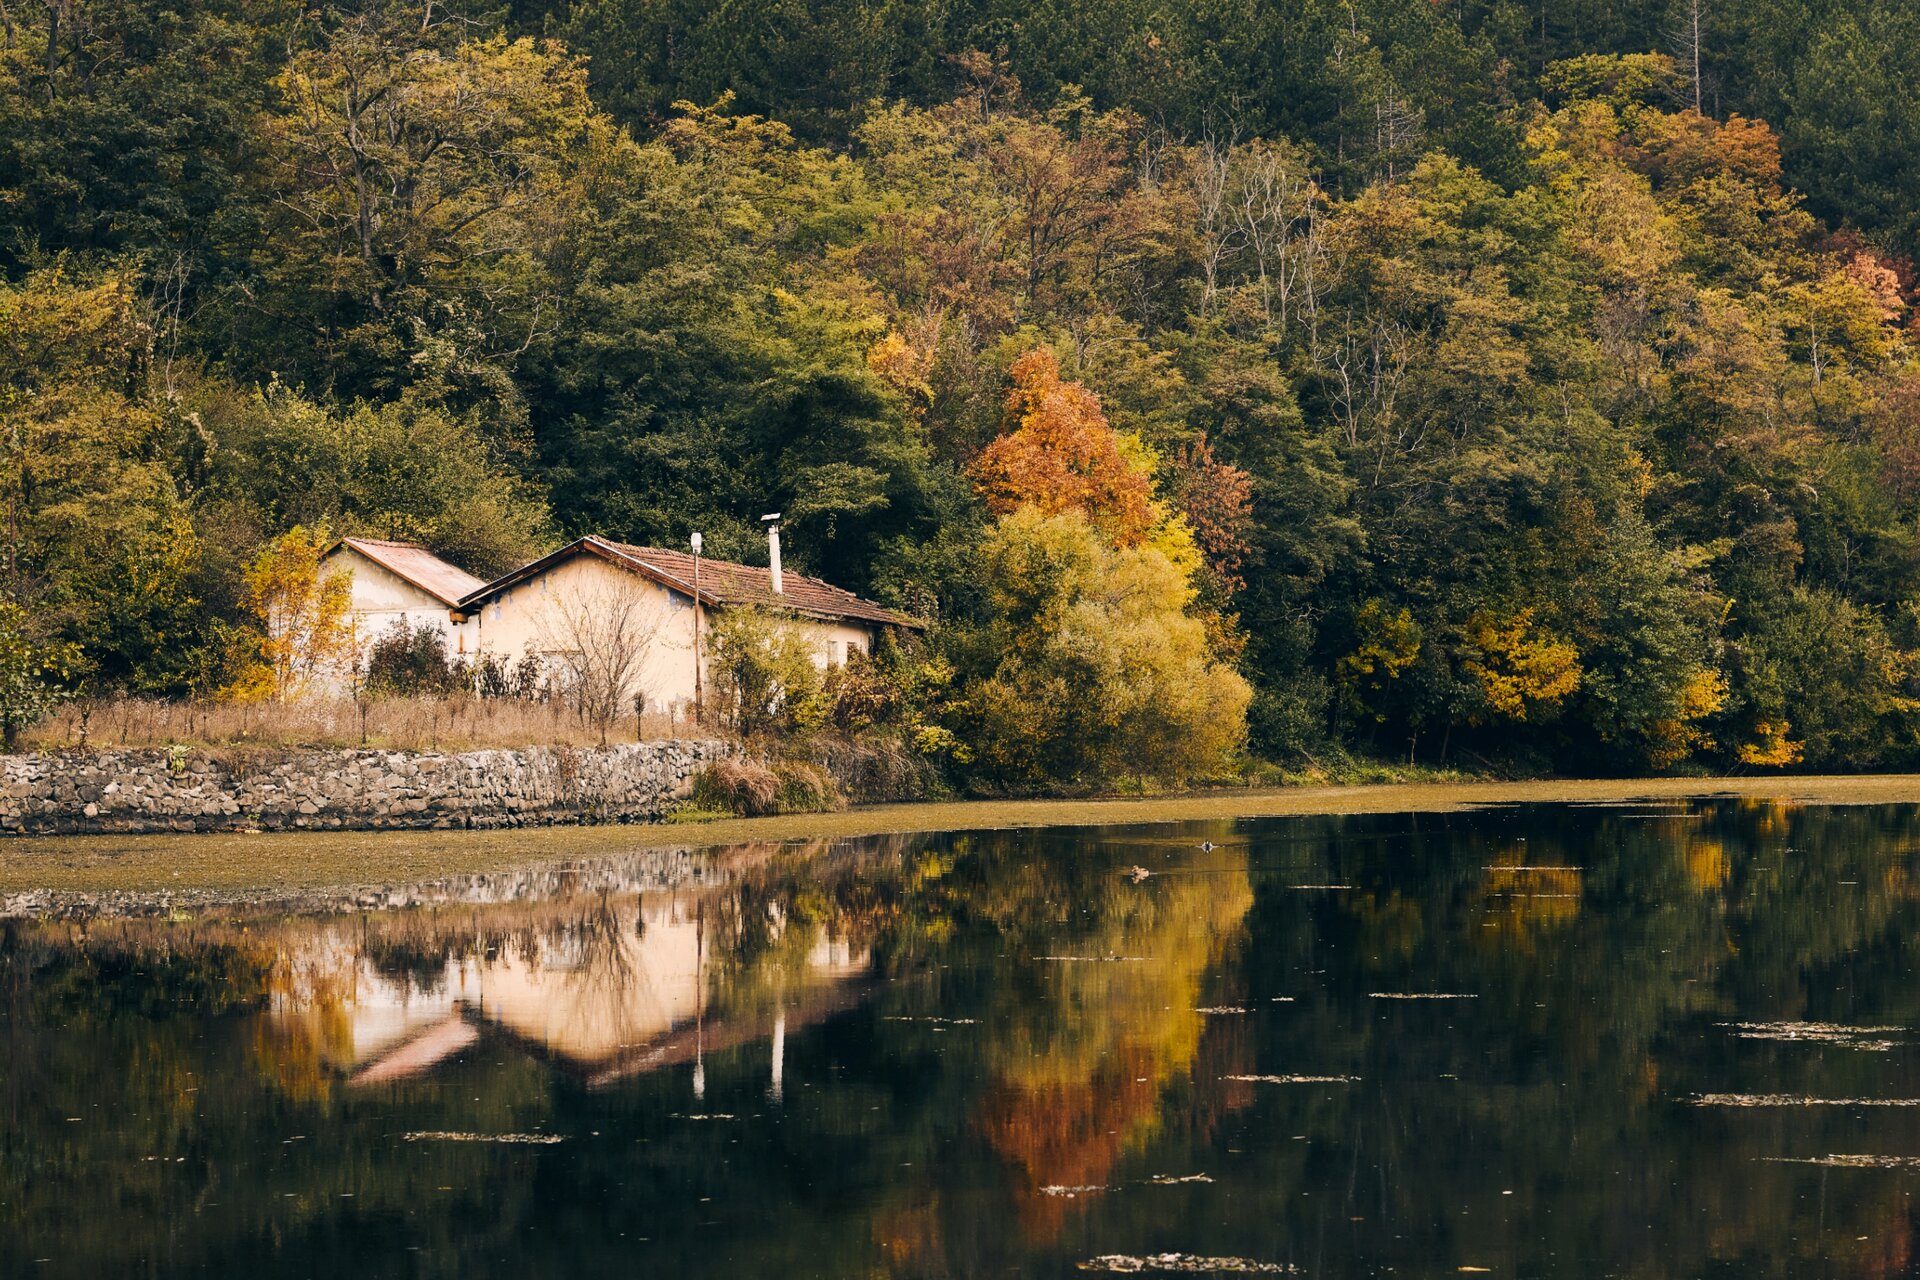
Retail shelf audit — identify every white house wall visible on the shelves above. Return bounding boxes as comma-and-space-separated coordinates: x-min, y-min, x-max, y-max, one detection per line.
467, 555, 880, 714
315, 549, 472, 690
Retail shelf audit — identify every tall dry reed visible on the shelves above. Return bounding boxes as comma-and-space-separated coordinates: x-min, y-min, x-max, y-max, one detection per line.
26, 695, 715, 753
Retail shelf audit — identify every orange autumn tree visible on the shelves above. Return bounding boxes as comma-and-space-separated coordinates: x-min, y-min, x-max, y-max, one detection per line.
970, 348, 1158, 546
951, 350, 1251, 788
1165, 433, 1255, 597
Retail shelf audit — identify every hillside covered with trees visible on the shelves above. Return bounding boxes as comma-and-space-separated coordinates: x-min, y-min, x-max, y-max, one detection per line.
6, 0, 1920, 785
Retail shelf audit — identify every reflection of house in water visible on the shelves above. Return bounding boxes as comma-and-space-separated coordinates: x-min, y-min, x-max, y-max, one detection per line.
267, 894, 873, 1093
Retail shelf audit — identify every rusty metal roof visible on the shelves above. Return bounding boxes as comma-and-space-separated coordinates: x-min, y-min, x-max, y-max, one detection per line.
333, 538, 487, 608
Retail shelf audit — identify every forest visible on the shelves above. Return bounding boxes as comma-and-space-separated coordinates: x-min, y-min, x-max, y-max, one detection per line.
6, 0, 1920, 786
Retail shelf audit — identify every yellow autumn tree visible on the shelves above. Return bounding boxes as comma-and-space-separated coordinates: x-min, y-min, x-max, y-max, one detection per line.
1336, 600, 1422, 723
866, 331, 933, 422
1461, 608, 1583, 723
233, 525, 355, 702
1737, 719, 1804, 768
1645, 667, 1729, 768
958, 507, 1250, 789
0, 267, 202, 689
949, 349, 1247, 788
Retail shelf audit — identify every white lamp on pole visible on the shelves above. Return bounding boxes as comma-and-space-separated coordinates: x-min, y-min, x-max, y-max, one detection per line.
690, 532, 704, 726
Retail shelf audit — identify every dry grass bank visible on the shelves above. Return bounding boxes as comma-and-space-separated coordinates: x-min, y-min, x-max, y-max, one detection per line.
27, 695, 703, 752
5, 773, 1920, 900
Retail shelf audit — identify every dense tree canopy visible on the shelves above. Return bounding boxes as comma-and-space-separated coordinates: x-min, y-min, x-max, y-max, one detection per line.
6, 0, 1920, 779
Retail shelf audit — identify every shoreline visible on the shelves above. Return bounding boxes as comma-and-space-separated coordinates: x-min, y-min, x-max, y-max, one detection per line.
3, 773, 1919, 904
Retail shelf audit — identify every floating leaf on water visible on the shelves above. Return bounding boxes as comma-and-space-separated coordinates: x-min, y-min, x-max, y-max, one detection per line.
1761, 1155, 1920, 1168
1721, 1020, 1901, 1033
881, 1016, 981, 1025
1041, 1185, 1110, 1197
1718, 1021, 1901, 1051
1720, 1020, 1900, 1035
1688, 1095, 1920, 1107
1226, 1074, 1360, 1084
1078, 1254, 1298, 1274
402, 1131, 565, 1144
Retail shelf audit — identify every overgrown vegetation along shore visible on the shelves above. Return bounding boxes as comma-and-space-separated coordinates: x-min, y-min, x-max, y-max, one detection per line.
6, 775, 1919, 903
20, 681, 1474, 818
26, 693, 685, 754
14, 689, 1477, 823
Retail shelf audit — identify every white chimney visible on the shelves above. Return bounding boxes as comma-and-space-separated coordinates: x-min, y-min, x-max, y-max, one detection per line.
762, 513, 784, 594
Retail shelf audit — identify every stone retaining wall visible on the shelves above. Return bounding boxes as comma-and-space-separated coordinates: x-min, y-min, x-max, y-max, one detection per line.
0, 741, 730, 836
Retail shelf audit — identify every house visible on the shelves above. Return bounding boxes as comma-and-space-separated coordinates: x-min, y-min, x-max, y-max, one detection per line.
319, 537, 486, 656
455, 524, 921, 715
314, 525, 917, 709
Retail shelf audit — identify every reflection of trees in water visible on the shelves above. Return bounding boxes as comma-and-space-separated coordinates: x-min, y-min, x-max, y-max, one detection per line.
8, 805, 1920, 1277
975, 849, 1255, 1239
850, 804, 1920, 1277
1208, 802, 1920, 1280
0, 839, 927, 1276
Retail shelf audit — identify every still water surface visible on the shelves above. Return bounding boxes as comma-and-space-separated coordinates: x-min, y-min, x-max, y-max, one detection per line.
5, 800, 1920, 1277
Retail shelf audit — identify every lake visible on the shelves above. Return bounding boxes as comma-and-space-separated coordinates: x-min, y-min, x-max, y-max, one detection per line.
4, 799, 1920, 1277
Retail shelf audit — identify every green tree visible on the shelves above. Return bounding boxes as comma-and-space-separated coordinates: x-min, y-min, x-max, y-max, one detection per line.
235, 5, 608, 415
708, 607, 827, 739
192, 382, 550, 578
0, 267, 201, 688
0, 601, 80, 749
523, 101, 948, 589
1733, 589, 1920, 769
950, 507, 1250, 790
0, 0, 260, 279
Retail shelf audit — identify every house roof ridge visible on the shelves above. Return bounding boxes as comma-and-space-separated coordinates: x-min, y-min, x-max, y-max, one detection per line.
342, 535, 430, 550
464, 535, 923, 628
332, 537, 486, 608
609, 539, 856, 589
599, 539, 915, 624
